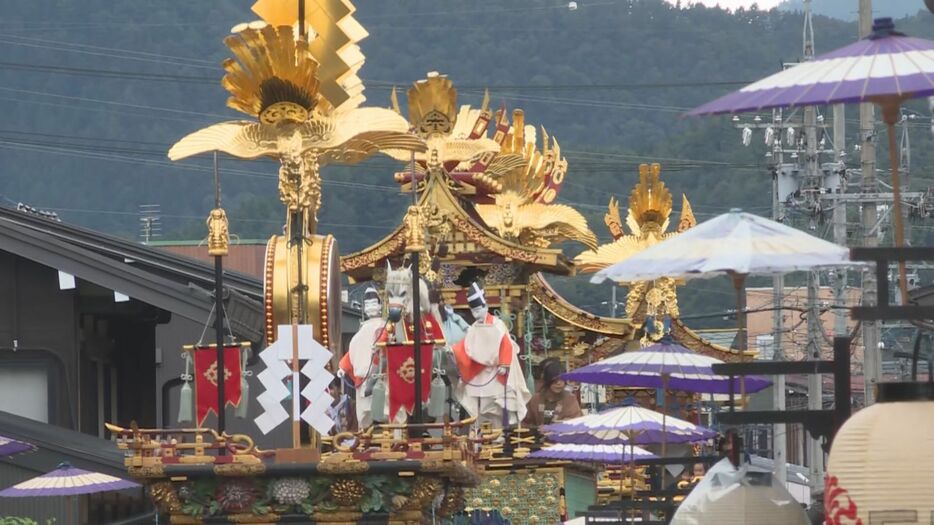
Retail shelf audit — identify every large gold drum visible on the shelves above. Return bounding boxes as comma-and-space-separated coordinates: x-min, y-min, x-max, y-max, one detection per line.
825, 382, 934, 524
264, 234, 342, 356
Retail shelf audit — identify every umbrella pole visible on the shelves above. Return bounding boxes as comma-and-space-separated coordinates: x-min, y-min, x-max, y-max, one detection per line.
881, 100, 910, 306
660, 373, 668, 493
732, 274, 748, 406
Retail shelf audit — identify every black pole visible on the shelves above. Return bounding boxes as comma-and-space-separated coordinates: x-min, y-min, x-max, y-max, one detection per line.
832, 336, 851, 444
410, 150, 423, 424
298, 0, 306, 39
213, 152, 226, 437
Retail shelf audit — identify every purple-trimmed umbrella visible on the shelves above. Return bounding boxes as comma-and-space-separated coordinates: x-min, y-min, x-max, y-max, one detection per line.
0, 463, 140, 525
543, 405, 716, 446
689, 17, 934, 303
0, 463, 139, 497
530, 442, 657, 463
0, 435, 36, 458
563, 340, 771, 395
543, 404, 715, 492
591, 211, 854, 379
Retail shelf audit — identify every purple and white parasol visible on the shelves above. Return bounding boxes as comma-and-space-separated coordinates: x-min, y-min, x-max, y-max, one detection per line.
688, 19, 934, 116
0, 435, 36, 458
0, 463, 140, 497
688, 17, 934, 303
543, 404, 716, 446
530, 442, 657, 463
563, 340, 771, 395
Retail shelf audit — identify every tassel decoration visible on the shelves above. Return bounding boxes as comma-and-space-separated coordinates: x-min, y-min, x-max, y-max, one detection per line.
428, 375, 447, 419
177, 353, 194, 424
236, 376, 250, 419
427, 349, 447, 419
370, 377, 387, 423
236, 346, 251, 419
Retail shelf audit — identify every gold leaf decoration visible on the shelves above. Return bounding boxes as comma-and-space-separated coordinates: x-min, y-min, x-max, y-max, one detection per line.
408, 72, 457, 137
251, 0, 369, 111
627, 162, 672, 236
474, 108, 594, 250
222, 25, 321, 122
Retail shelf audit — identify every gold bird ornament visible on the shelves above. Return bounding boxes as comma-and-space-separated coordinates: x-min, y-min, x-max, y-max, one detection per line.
167, 25, 425, 215
475, 112, 596, 250
575, 163, 696, 274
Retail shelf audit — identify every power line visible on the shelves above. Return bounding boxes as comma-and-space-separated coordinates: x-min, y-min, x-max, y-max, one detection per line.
23, 206, 397, 231
0, 33, 218, 68
0, 58, 751, 92
0, 86, 231, 119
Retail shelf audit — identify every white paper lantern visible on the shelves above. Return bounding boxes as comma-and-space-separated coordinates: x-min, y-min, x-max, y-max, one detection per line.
825, 382, 934, 523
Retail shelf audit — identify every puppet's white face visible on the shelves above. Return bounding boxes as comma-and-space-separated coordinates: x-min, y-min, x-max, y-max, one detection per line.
470, 304, 488, 323
363, 298, 381, 320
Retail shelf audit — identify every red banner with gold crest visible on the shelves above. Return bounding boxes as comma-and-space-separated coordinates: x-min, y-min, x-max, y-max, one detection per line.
193, 345, 242, 426
386, 344, 433, 421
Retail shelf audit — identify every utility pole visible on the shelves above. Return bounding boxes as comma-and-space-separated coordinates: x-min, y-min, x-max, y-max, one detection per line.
805, 270, 824, 483
802, 0, 825, 492
832, 104, 848, 340
859, 0, 882, 406
770, 105, 787, 487
832, 103, 849, 344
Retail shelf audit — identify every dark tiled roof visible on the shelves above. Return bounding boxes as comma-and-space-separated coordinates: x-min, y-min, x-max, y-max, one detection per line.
0, 410, 125, 476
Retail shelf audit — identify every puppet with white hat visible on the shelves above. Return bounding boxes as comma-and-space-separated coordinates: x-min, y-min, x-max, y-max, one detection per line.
452, 279, 531, 427
339, 286, 386, 428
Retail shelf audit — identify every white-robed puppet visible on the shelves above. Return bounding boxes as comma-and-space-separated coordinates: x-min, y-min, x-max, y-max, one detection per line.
339, 287, 385, 428
452, 282, 531, 427
341, 264, 445, 426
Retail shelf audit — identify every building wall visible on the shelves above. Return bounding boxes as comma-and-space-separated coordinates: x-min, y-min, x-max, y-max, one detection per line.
0, 253, 78, 429
745, 286, 863, 361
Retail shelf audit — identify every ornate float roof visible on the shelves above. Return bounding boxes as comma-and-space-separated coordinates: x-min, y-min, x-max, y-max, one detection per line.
340, 167, 574, 282
341, 73, 597, 283
528, 273, 630, 337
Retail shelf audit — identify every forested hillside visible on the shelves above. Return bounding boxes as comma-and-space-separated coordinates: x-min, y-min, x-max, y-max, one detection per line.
1, 1, 932, 324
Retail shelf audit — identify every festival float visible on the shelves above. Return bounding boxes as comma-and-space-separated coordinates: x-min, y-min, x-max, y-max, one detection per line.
106, 2, 753, 523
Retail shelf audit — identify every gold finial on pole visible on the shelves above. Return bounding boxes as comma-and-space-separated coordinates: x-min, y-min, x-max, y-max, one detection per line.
207, 209, 230, 257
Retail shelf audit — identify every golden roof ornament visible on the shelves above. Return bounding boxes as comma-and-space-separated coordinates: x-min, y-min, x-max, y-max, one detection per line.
385, 73, 500, 170
221, 25, 321, 123
167, 24, 424, 222
250, 0, 368, 111
409, 73, 457, 138
626, 162, 672, 236
575, 163, 696, 273
474, 110, 595, 250
403, 205, 426, 253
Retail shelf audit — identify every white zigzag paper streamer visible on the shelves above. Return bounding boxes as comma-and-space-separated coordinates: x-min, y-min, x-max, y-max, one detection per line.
253, 324, 335, 435
255, 340, 290, 435
301, 357, 335, 434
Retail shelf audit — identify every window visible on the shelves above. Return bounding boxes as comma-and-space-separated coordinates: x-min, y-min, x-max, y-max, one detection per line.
0, 365, 49, 423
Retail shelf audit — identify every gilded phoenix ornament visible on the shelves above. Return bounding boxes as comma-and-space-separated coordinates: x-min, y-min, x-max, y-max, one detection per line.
167, 25, 425, 221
